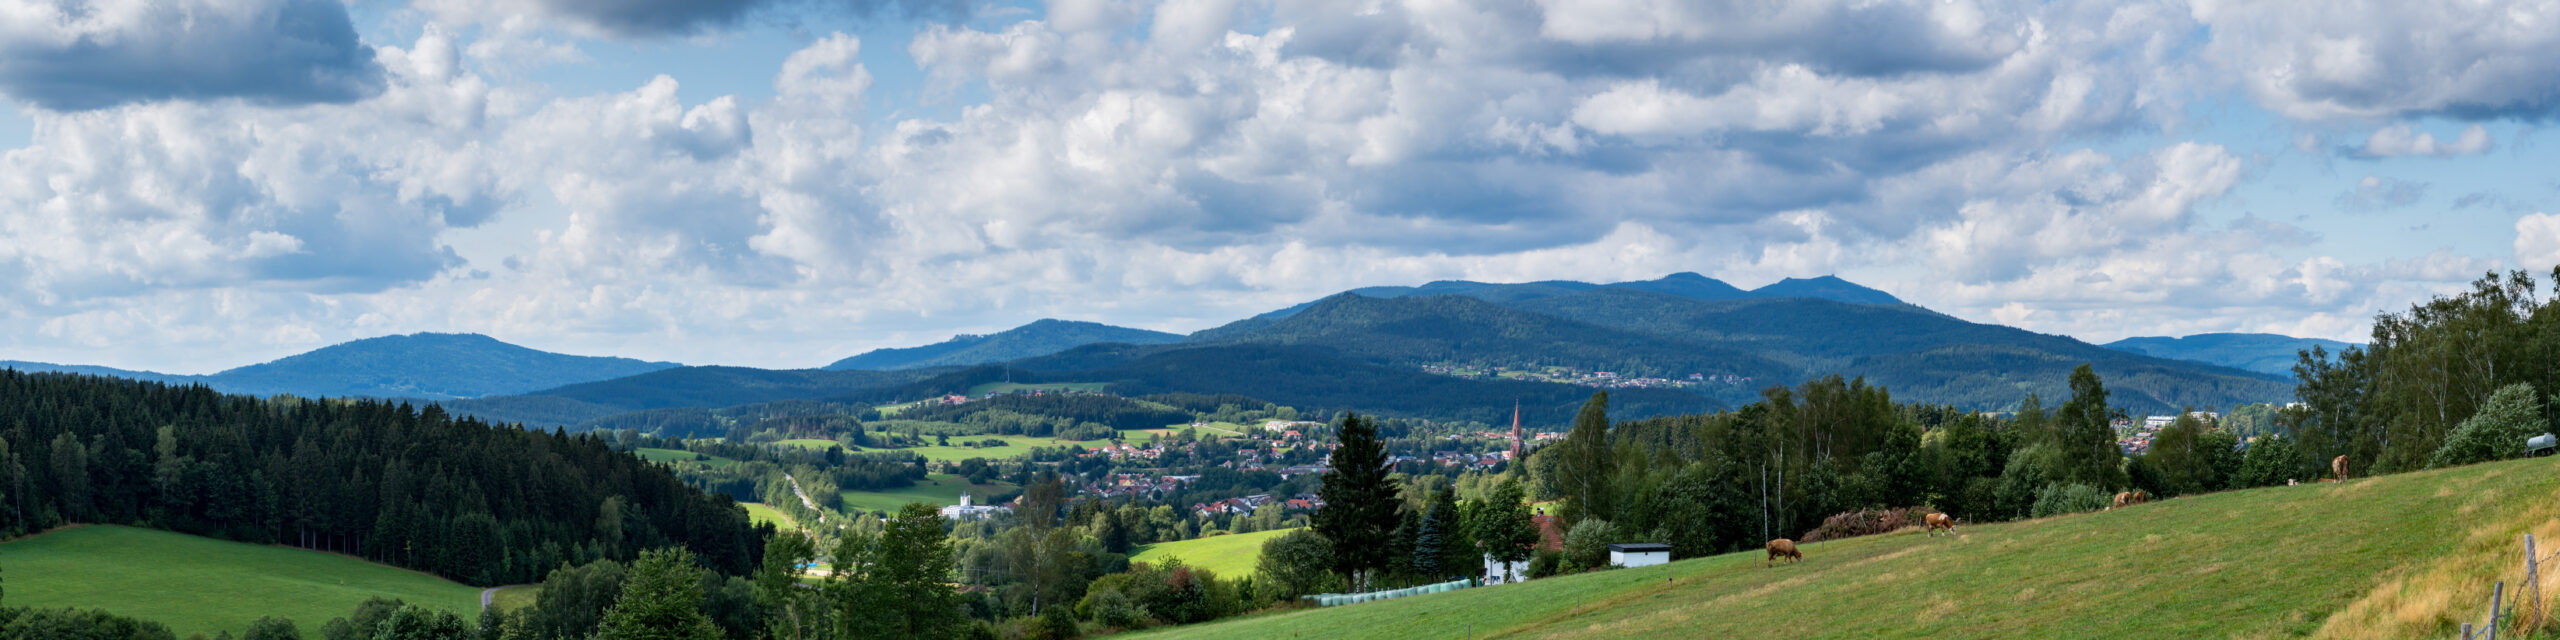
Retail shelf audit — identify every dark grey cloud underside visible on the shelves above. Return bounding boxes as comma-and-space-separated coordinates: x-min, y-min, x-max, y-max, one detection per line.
0, 0, 384, 111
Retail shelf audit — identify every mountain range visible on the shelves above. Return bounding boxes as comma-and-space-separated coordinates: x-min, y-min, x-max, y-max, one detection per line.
2, 273, 2323, 427
2100, 333, 2359, 377
824, 319, 1182, 370
2, 333, 679, 400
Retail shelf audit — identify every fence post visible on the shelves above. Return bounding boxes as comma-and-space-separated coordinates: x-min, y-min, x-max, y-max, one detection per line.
2528, 534, 2542, 632
2463, 622, 2474, 640
2490, 580, 2505, 640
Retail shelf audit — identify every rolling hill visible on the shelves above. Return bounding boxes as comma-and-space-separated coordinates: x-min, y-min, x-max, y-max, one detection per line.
827, 319, 1183, 371
1, 525, 483, 639
441, 365, 943, 427
1117, 455, 2560, 639
2102, 332, 2358, 377
3, 332, 681, 400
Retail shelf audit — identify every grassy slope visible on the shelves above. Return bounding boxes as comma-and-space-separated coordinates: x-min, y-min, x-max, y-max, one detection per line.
741, 502, 799, 530
0, 526, 483, 638
840, 473, 1023, 513
1131, 528, 1299, 579
1121, 457, 2560, 640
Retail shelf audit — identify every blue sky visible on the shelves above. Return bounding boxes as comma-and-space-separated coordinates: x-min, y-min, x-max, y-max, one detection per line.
1, 0, 2555, 373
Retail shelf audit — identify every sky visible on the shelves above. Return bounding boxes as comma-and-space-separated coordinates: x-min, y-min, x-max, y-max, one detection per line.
1, 0, 2556, 374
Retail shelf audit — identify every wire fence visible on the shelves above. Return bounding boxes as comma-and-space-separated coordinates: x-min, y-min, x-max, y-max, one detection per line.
2467, 533, 2560, 639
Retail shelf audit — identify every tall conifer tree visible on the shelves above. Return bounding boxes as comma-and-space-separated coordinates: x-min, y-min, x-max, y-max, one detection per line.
1313, 412, 1396, 590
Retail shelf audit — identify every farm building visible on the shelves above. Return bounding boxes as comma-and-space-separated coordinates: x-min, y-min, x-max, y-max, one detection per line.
1609, 543, 1672, 568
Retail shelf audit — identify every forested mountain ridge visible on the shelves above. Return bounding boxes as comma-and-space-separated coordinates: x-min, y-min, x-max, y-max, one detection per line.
0, 370, 768, 587
1195, 293, 1794, 382
825, 319, 1182, 371
2, 332, 681, 401
1242, 272, 1895, 321
442, 365, 949, 427
2103, 332, 2359, 376
1504, 288, 2291, 412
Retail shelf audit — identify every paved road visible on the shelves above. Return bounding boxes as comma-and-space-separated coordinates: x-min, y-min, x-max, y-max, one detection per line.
784, 473, 828, 524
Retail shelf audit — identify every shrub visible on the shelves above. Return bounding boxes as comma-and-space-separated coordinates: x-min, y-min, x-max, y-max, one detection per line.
2030, 483, 2110, 518
1033, 603, 1080, 640
1800, 507, 1925, 543
1254, 528, 1337, 602
1561, 518, 1617, 569
2430, 383, 2550, 468
1526, 549, 1564, 579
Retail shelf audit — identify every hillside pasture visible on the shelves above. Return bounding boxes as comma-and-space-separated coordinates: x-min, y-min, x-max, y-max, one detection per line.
741, 502, 799, 530
1118, 456, 2560, 639
0, 525, 483, 639
775, 438, 843, 450
840, 472, 1023, 514
1130, 528, 1300, 579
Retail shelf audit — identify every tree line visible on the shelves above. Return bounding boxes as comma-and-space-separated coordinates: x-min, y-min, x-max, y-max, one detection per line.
0, 371, 769, 587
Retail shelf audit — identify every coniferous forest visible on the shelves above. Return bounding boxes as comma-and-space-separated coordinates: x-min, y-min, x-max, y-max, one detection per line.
0, 371, 769, 587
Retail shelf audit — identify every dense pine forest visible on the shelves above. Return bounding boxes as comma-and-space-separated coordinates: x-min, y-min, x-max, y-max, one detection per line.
0, 372, 770, 586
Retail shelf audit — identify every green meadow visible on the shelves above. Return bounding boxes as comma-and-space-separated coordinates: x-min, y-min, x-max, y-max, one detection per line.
1119, 456, 2560, 639
1130, 528, 1300, 580
0, 525, 482, 639
840, 473, 1024, 513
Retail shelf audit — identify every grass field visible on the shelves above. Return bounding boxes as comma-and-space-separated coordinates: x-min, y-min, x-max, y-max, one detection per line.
891, 433, 1150, 462
0, 525, 483, 638
840, 473, 1023, 513
775, 438, 842, 450
635, 447, 738, 468
1119, 456, 2560, 639
742, 502, 799, 530
963, 381, 1110, 396
1130, 528, 1299, 579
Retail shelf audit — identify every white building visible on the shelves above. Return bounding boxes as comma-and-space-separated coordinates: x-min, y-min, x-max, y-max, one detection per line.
1482, 553, 1531, 585
939, 493, 1010, 521
1608, 543, 1672, 568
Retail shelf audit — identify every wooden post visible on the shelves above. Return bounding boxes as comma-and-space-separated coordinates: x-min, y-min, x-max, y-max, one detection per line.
2464, 622, 2474, 640
2529, 534, 2542, 632
2491, 580, 2505, 640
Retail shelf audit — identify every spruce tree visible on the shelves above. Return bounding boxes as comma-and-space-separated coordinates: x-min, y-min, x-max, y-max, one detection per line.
1313, 413, 1397, 590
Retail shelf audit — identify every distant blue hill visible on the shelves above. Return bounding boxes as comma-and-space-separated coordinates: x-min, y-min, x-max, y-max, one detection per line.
1249, 272, 1901, 321
825, 319, 1183, 371
2100, 333, 2358, 377
2, 332, 681, 400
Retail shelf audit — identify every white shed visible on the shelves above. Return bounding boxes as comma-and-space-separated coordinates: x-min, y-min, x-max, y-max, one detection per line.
1608, 543, 1672, 568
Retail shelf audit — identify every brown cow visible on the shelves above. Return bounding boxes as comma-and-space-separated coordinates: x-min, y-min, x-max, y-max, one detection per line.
1766, 538, 1802, 566
1925, 513, 1956, 537
2110, 490, 2152, 509
2333, 455, 2350, 481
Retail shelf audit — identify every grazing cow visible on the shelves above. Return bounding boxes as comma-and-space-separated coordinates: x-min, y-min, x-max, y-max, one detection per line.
2333, 455, 2350, 481
2111, 490, 2152, 509
1766, 538, 1802, 566
1925, 513, 1956, 537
